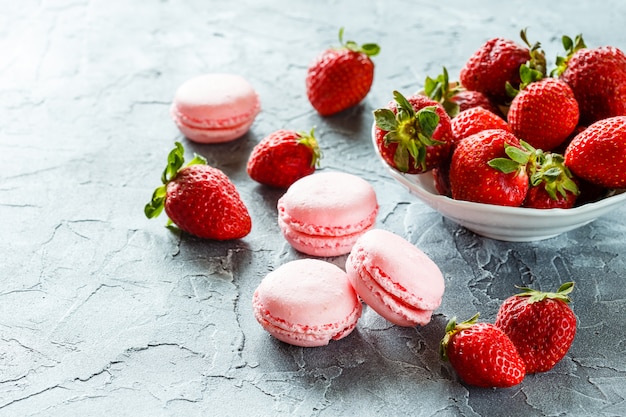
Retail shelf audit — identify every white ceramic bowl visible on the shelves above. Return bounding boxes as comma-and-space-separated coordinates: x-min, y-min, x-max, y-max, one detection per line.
371, 123, 626, 241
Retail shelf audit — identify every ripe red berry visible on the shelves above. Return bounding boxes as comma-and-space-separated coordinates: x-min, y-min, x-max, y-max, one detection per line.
449, 129, 529, 206
564, 115, 626, 189
373, 91, 453, 174
495, 282, 577, 373
441, 314, 526, 388
247, 128, 321, 188
556, 34, 626, 125
145, 142, 251, 240
306, 28, 380, 116
507, 77, 579, 151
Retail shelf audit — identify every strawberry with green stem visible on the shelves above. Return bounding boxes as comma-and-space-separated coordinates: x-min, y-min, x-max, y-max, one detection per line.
424, 67, 501, 118
495, 282, 577, 373
521, 142, 579, 208
441, 314, 526, 388
555, 34, 626, 125
459, 29, 542, 104
306, 28, 380, 116
449, 129, 529, 206
247, 128, 321, 189
373, 91, 453, 173
145, 142, 252, 240
507, 66, 580, 152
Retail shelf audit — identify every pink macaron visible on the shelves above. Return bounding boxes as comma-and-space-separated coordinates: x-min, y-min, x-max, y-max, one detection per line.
170, 73, 261, 143
252, 259, 362, 347
346, 229, 445, 327
277, 171, 379, 257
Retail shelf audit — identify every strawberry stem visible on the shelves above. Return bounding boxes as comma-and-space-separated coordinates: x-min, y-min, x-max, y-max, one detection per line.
296, 127, 322, 168
337, 27, 380, 57
440, 313, 480, 361
373, 90, 443, 172
423, 67, 462, 118
514, 281, 575, 304
552, 34, 586, 77
145, 141, 207, 220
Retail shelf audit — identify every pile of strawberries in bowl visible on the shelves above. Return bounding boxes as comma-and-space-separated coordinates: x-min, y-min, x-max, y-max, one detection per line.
372, 30, 626, 241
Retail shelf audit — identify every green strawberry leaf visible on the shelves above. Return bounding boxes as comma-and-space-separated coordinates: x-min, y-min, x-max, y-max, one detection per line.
338, 27, 380, 57
393, 90, 416, 119
361, 43, 381, 57
416, 106, 440, 138
374, 108, 398, 131
514, 281, 574, 304
488, 157, 522, 174
296, 127, 322, 168
505, 144, 531, 165
144, 185, 167, 219
147, 141, 207, 221
393, 143, 410, 173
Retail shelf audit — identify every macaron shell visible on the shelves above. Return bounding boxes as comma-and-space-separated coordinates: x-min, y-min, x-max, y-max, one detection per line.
278, 172, 378, 235
346, 229, 445, 327
346, 255, 436, 326
171, 73, 261, 143
252, 259, 362, 347
277, 171, 379, 256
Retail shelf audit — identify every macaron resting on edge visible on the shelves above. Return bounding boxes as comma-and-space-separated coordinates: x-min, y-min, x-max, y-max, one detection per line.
171, 73, 261, 143
277, 171, 379, 257
252, 259, 362, 347
346, 229, 445, 327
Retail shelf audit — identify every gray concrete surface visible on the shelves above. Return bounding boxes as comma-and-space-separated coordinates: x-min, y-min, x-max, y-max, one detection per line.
2, 0, 626, 416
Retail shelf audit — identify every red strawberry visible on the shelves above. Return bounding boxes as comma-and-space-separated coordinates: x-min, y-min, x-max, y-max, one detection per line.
459, 37, 531, 104
373, 91, 453, 174
555, 34, 626, 125
449, 129, 529, 206
495, 282, 577, 374
440, 314, 526, 388
564, 115, 626, 188
247, 128, 321, 188
145, 142, 251, 240
521, 143, 579, 209
306, 28, 380, 116
422, 67, 502, 118
451, 106, 510, 143
507, 76, 579, 151
450, 89, 502, 117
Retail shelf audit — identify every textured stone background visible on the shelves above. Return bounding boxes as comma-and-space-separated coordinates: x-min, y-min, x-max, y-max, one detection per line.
2, 0, 626, 416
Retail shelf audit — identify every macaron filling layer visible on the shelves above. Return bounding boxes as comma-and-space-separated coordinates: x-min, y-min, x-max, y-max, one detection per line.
171, 101, 260, 130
